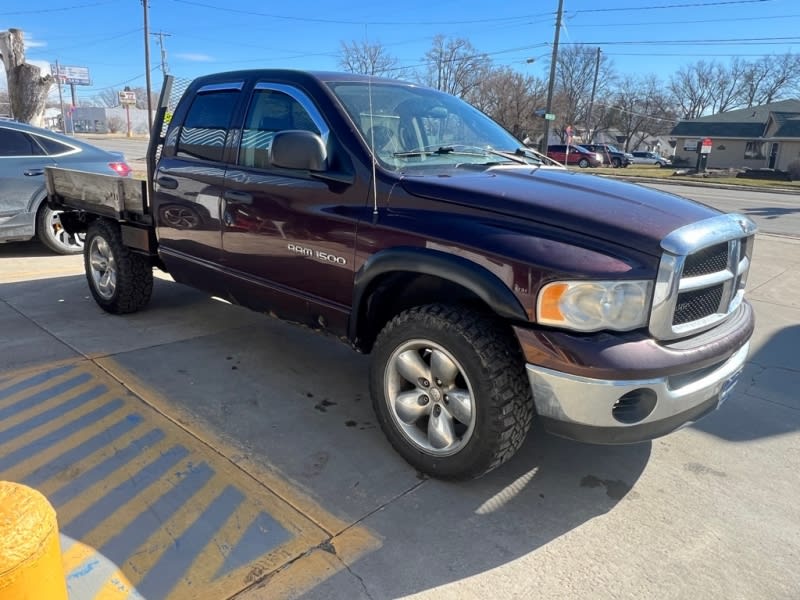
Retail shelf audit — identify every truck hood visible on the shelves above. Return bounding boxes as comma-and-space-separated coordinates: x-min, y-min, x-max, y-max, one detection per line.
398, 166, 719, 256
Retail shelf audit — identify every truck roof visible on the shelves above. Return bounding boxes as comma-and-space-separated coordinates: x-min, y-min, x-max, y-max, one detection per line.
188, 69, 420, 88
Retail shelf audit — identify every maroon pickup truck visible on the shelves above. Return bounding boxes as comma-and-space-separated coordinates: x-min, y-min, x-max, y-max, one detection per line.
47, 70, 756, 480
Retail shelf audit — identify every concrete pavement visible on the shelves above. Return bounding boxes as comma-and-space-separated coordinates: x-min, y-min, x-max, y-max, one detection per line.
0, 232, 798, 600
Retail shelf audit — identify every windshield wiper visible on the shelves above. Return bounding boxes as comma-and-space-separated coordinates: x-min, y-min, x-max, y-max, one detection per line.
393, 146, 461, 157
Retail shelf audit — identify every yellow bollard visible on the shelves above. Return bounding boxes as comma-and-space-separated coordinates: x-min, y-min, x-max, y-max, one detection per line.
0, 481, 69, 600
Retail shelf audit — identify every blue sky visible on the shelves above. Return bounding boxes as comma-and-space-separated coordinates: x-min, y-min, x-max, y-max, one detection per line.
2, 0, 799, 103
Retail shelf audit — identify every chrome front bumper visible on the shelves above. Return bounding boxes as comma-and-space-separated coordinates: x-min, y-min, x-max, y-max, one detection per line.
527, 342, 749, 444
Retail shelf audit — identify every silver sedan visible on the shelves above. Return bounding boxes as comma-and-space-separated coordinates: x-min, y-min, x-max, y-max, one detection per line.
0, 120, 131, 254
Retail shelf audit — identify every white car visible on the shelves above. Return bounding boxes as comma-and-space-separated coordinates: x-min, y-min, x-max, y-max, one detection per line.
630, 151, 672, 167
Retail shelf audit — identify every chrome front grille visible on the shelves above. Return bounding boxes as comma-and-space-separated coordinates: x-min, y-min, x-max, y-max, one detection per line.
649, 214, 757, 340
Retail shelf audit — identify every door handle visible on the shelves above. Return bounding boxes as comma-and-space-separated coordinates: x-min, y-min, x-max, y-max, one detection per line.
24, 169, 44, 176
223, 190, 253, 205
156, 176, 178, 190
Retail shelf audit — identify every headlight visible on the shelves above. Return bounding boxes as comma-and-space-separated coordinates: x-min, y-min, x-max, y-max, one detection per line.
536, 280, 652, 332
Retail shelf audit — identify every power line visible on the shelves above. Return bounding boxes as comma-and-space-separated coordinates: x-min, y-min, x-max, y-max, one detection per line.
561, 36, 800, 46
571, 0, 775, 14
169, 0, 553, 26
2, 0, 114, 15
566, 13, 800, 28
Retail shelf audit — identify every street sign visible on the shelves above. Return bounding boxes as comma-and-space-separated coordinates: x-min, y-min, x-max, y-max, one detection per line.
119, 91, 137, 106
50, 64, 91, 86
544, 113, 556, 121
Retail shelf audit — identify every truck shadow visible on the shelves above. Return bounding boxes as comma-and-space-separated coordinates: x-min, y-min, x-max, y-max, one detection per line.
691, 324, 800, 441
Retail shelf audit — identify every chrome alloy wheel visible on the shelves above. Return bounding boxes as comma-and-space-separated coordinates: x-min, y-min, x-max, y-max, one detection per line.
88, 236, 117, 300
384, 339, 476, 456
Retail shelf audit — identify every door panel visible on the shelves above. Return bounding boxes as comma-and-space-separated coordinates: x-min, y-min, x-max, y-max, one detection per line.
220, 84, 363, 331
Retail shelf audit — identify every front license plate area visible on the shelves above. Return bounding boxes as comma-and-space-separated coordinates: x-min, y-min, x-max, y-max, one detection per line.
719, 368, 743, 406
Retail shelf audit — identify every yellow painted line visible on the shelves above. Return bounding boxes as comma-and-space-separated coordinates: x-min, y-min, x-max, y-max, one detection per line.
2, 358, 381, 599
96, 356, 354, 537
0, 406, 146, 491
0, 375, 100, 432
94, 357, 382, 596
263, 526, 383, 600
54, 436, 176, 539
1, 387, 120, 452
0, 365, 84, 408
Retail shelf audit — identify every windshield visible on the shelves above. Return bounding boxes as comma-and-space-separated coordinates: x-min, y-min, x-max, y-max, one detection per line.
326, 81, 540, 172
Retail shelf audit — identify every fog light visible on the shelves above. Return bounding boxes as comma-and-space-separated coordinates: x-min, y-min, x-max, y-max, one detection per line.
612, 389, 657, 424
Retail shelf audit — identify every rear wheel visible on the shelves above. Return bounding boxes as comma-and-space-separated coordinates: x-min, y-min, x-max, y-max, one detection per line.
369, 304, 534, 480
84, 219, 153, 314
37, 204, 84, 255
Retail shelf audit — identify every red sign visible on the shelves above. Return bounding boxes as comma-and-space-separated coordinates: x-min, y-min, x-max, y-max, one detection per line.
700, 137, 713, 154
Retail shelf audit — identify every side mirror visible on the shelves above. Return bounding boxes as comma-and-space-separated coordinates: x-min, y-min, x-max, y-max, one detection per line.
269, 130, 327, 171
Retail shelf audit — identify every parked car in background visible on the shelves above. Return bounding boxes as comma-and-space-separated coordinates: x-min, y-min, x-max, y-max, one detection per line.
581, 143, 634, 168
631, 151, 672, 167
547, 144, 602, 168
0, 120, 131, 254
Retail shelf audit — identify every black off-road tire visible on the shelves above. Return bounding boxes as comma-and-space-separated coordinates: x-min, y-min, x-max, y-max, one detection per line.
84, 219, 153, 314
369, 304, 534, 480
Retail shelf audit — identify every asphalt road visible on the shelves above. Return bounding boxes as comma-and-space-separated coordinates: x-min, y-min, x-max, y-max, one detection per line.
640, 182, 799, 238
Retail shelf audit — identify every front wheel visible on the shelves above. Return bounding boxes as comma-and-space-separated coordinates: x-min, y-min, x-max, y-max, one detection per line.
84, 219, 153, 314
369, 304, 534, 480
611, 157, 622, 168
578, 158, 590, 168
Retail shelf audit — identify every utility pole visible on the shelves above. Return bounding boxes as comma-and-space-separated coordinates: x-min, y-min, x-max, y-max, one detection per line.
541, 0, 565, 154
151, 31, 171, 75
55, 59, 67, 134
586, 47, 601, 144
142, 0, 154, 132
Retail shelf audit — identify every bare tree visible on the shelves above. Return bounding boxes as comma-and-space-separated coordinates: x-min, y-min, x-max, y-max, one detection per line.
469, 66, 546, 141
95, 87, 121, 107
0, 29, 54, 126
422, 35, 491, 99
709, 58, 746, 113
668, 61, 716, 119
552, 45, 615, 141
338, 40, 402, 77
740, 53, 800, 107
612, 75, 677, 151
129, 86, 157, 110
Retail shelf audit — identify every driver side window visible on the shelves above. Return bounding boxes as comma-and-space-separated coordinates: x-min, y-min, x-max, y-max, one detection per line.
238, 88, 320, 169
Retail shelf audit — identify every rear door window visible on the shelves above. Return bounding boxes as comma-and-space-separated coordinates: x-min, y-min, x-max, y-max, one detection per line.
32, 135, 75, 156
177, 88, 241, 162
0, 128, 45, 156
